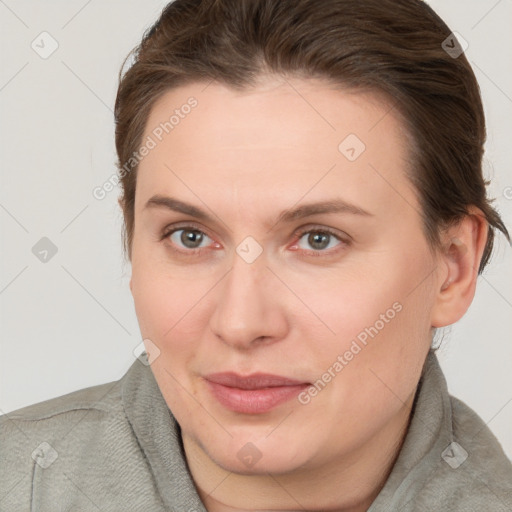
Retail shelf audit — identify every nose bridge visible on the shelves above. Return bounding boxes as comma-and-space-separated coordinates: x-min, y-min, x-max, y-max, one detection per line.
222, 254, 262, 306
221, 244, 268, 320
209, 241, 284, 348
222, 233, 268, 304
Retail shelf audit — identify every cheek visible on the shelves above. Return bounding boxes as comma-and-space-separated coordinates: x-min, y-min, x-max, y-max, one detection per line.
131, 273, 171, 340
131, 268, 206, 417
286, 265, 414, 352
130, 245, 203, 337
299, 246, 436, 385
332, 272, 434, 412
298, 276, 435, 453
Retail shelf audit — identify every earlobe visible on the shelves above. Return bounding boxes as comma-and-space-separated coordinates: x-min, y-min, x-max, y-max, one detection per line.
430, 208, 489, 328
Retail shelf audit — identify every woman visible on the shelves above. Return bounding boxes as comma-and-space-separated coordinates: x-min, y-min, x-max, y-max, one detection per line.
1, 0, 511, 510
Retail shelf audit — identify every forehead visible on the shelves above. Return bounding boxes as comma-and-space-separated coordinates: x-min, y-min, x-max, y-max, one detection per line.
144, 76, 404, 153
135, 77, 418, 223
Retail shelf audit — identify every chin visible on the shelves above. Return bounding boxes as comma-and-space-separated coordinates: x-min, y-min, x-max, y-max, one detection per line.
217, 456, 304, 476
206, 435, 313, 476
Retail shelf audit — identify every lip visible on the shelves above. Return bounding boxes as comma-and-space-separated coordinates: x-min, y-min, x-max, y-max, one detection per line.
204, 372, 310, 414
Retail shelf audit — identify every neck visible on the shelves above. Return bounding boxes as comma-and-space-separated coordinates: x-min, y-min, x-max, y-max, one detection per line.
183, 390, 416, 512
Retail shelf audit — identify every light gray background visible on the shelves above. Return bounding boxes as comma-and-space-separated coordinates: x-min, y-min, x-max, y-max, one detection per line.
1, 0, 511, 460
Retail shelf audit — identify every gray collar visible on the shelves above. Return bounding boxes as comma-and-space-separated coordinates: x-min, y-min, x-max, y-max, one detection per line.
122, 359, 207, 511
367, 349, 453, 511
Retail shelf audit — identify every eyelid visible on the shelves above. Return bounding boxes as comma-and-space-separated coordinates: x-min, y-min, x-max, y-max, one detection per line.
160, 221, 214, 241
292, 224, 351, 243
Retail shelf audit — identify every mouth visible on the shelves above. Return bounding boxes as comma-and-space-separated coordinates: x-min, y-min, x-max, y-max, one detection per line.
204, 372, 311, 414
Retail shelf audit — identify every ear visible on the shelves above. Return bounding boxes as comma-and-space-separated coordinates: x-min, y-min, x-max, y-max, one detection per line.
430, 206, 489, 328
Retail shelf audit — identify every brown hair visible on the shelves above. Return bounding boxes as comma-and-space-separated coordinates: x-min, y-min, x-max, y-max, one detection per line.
114, 0, 510, 272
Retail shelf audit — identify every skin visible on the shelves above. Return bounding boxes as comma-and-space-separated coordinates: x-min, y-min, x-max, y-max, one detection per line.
128, 76, 488, 512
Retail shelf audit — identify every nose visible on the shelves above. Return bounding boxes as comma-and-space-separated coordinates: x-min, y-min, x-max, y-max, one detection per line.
208, 249, 288, 350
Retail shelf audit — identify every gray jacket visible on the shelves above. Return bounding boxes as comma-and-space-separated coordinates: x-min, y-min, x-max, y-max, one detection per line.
1, 350, 512, 511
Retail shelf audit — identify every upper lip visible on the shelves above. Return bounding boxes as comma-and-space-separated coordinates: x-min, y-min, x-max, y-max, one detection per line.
204, 372, 309, 390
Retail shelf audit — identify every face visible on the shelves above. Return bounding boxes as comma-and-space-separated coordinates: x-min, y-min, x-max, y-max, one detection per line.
129, 76, 441, 476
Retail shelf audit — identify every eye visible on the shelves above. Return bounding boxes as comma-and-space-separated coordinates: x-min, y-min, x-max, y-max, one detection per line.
290, 227, 349, 256
172, 228, 210, 248
160, 225, 217, 255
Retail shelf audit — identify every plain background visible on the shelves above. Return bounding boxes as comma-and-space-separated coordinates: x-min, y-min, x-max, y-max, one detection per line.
1, 0, 511, 460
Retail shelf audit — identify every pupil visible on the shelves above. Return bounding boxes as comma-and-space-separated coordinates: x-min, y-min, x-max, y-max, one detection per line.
309, 232, 329, 250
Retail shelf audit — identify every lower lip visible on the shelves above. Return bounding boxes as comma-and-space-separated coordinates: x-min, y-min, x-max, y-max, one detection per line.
206, 381, 310, 414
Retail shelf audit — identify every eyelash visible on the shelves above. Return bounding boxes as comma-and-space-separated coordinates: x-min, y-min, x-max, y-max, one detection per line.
159, 223, 350, 258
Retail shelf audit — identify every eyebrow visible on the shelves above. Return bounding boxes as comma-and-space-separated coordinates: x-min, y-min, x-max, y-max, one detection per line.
144, 195, 373, 227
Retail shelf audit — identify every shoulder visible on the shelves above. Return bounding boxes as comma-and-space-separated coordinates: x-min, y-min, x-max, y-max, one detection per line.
0, 377, 123, 441
0, 377, 126, 471
415, 394, 512, 511
1, 377, 122, 422
0, 373, 166, 510
450, 394, 512, 497
0, 379, 123, 506
449, 393, 512, 477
